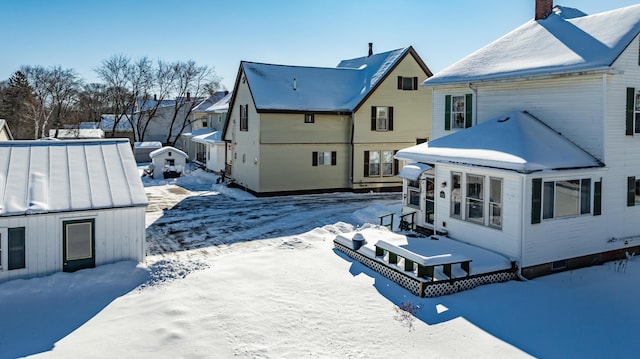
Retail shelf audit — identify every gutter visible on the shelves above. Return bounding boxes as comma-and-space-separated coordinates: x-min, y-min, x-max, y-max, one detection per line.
424, 66, 620, 88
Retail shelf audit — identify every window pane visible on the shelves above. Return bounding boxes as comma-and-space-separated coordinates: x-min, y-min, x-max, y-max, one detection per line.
636, 113, 640, 134
376, 107, 388, 130
426, 199, 435, 224
426, 178, 435, 200
369, 151, 380, 176
555, 180, 580, 217
408, 188, 420, 206
451, 173, 461, 218
466, 198, 484, 223
402, 77, 413, 90
466, 175, 484, 200
580, 179, 591, 214
8, 227, 26, 270
451, 96, 466, 129
490, 203, 502, 228
490, 178, 502, 204
66, 222, 92, 261
543, 182, 555, 219
635, 179, 640, 204
382, 151, 394, 175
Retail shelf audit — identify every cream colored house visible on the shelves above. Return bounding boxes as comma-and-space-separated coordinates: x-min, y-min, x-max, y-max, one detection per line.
0, 119, 13, 141
223, 46, 433, 196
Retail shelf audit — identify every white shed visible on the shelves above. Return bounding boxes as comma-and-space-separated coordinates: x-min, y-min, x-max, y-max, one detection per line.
149, 146, 188, 179
0, 139, 148, 282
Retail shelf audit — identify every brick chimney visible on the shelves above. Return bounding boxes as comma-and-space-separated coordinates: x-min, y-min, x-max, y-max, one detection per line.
535, 0, 553, 20
368, 42, 373, 57
186, 92, 191, 102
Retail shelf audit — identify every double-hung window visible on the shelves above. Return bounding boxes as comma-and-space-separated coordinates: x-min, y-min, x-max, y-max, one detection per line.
2, 227, 26, 271
444, 94, 473, 130
312, 151, 336, 166
450, 172, 462, 218
466, 175, 484, 224
626, 88, 640, 135
304, 113, 315, 123
364, 150, 395, 177
239, 104, 248, 131
371, 106, 394, 131
489, 178, 502, 229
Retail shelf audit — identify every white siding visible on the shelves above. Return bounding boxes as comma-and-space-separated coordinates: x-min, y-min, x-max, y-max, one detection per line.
227, 70, 261, 192
522, 169, 608, 267
0, 207, 145, 283
433, 164, 523, 261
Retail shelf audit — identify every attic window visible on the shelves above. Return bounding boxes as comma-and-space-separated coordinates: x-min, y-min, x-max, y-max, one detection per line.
304, 114, 315, 123
397, 76, 418, 90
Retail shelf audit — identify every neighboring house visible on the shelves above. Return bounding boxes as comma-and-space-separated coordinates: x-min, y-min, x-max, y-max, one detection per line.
49, 128, 105, 139
149, 146, 188, 179
0, 139, 147, 282
101, 114, 135, 144
223, 45, 433, 196
0, 119, 13, 140
133, 141, 163, 163
395, 1, 640, 278
135, 94, 203, 146
182, 91, 231, 165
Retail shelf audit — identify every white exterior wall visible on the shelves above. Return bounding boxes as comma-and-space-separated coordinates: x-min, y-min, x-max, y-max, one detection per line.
0, 128, 10, 141
521, 169, 608, 267
432, 77, 605, 160
206, 143, 225, 173
227, 70, 261, 192
0, 207, 146, 283
433, 164, 523, 261
151, 151, 187, 179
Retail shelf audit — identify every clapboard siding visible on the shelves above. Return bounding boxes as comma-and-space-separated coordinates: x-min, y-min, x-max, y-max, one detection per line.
434, 164, 522, 260
0, 207, 145, 283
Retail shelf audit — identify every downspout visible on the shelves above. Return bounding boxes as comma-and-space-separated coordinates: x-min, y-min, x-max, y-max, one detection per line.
468, 83, 478, 126
601, 73, 607, 164
350, 112, 355, 185
518, 174, 528, 280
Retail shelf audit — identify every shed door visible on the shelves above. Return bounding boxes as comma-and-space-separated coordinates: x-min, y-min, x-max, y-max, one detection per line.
63, 219, 95, 272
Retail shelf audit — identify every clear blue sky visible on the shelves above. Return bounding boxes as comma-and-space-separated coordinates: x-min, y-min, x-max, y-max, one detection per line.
1, 0, 638, 90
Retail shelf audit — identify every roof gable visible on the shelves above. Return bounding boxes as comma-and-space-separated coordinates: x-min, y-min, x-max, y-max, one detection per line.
0, 119, 13, 140
0, 139, 147, 217
395, 111, 603, 173
425, 4, 640, 85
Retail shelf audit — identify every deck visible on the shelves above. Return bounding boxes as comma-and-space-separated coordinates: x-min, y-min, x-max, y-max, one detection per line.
334, 228, 516, 297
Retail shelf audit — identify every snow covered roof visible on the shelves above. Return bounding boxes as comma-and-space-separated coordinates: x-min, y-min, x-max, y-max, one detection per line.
134, 141, 162, 149
0, 139, 148, 217
193, 91, 230, 113
182, 127, 214, 138
425, 4, 640, 85
397, 163, 432, 180
395, 111, 603, 173
202, 93, 231, 113
101, 114, 134, 132
149, 146, 187, 159
192, 131, 222, 144
239, 47, 429, 112
49, 128, 105, 139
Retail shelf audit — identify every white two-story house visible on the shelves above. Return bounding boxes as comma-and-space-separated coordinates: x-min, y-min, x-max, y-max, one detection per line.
396, 1, 640, 278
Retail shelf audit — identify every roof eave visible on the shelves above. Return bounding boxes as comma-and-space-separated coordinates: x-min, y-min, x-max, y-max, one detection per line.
423, 66, 618, 88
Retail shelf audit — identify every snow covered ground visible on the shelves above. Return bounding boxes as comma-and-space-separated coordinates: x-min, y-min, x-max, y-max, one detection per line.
1, 168, 639, 358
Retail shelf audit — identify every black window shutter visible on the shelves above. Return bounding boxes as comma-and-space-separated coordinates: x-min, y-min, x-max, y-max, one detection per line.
8, 227, 26, 270
393, 150, 399, 175
397, 76, 402, 90
594, 180, 602, 216
465, 94, 473, 128
371, 107, 377, 131
628, 176, 636, 206
444, 95, 451, 130
331, 151, 336, 166
364, 151, 370, 177
413, 77, 418, 90
626, 87, 635, 136
388, 107, 394, 131
312, 152, 318, 166
532, 178, 542, 224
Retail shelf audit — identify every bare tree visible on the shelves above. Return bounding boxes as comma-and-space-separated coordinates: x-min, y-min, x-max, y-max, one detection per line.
21, 65, 82, 138
96, 55, 154, 140
164, 60, 220, 145
134, 59, 177, 142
